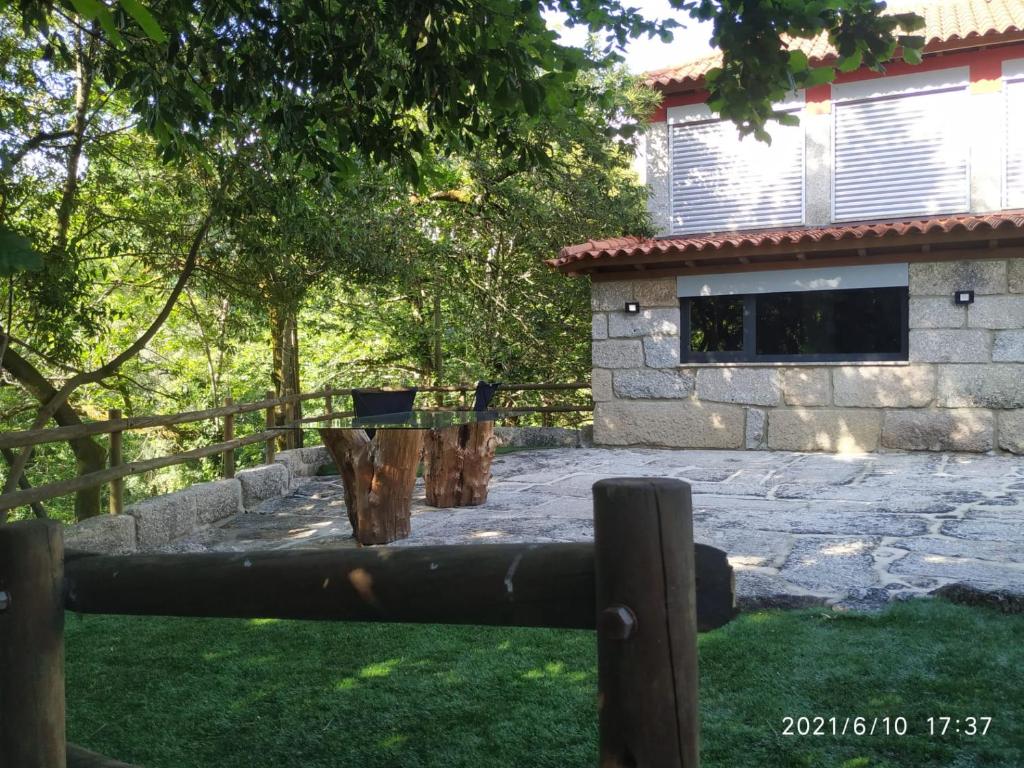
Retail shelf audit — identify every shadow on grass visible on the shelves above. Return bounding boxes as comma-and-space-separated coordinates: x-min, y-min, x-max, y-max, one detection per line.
66, 600, 1024, 768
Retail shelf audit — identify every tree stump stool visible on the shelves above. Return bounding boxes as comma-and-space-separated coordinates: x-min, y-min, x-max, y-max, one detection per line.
423, 421, 498, 507
319, 428, 426, 545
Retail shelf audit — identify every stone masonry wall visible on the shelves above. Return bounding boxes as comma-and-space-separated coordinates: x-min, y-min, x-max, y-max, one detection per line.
591, 256, 1024, 454
63, 446, 333, 554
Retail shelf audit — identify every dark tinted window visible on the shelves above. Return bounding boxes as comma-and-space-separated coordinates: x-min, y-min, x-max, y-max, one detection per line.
682, 286, 907, 362
689, 296, 744, 352
756, 287, 905, 355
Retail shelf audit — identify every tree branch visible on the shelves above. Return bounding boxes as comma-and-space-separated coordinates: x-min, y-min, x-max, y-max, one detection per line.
2, 129, 78, 171
0, 447, 47, 519
0, 206, 215, 512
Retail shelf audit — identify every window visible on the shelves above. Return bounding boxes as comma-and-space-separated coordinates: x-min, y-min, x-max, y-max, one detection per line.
1006, 67, 1024, 208
832, 72, 969, 222
678, 264, 909, 363
669, 112, 804, 234
681, 287, 908, 362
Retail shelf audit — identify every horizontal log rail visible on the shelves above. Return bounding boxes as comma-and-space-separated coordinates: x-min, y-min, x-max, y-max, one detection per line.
0, 383, 592, 514
0, 428, 282, 512
0, 395, 300, 450
0, 382, 590, 449
62, 542, 734, 633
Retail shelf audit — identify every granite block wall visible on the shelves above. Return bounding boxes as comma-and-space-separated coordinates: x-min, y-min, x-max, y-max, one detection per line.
591, 257, 1024, 454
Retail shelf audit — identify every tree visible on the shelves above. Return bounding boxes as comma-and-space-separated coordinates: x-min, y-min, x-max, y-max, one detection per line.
0, 15, 223, 519
695, 0, 925, 139
9, 1, 923, 170
287, 65, 655, 402
0, 0, 924, 522
193, 155, 412, 448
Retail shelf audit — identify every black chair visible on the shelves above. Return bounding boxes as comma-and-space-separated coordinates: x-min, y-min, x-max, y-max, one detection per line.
351, 387, 417, 437
473, 380, 501, 413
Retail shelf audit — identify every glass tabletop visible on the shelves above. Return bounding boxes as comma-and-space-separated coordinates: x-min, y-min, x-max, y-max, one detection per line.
318, 410, 503, 430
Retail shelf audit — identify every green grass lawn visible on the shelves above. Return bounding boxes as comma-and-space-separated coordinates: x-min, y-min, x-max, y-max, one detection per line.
66, 600, 1023, 768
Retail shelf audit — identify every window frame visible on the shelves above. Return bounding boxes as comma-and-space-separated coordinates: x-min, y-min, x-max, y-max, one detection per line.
830, 87, 971, 223
679, 288, 910, 364
666, 99, 806, 236
1003, 58, 1024, 209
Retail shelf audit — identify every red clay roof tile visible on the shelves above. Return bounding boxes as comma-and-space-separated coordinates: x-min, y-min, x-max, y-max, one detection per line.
550, 212, 1024, 269
647, 0, 1024, 89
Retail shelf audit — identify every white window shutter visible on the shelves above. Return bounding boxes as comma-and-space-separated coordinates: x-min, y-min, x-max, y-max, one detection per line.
669, 118, 804, 234
1006, 78, 1024, 208
833, 88, 970, 221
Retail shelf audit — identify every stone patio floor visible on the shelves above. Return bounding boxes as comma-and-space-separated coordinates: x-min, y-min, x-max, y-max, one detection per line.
173, 447, 1024, 609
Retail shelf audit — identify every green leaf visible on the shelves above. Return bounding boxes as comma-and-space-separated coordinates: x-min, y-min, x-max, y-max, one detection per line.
0, 227, 43, 277
891, 12, 926, 32
837, 50, 863, 73
94, 6, 123, 45
118, 0, 167, 43
903, 47, 922, 66
803, 66, 836, 87
69, 0, 103, 20
787, 50, 809, 73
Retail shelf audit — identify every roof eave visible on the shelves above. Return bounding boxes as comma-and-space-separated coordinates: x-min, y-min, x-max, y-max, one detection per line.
648, 31, 1024, 95
551, 220, 1024, 278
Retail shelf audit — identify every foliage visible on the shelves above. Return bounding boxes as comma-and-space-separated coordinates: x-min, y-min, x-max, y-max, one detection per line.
65, 601, 1024, 766
0, 0, 923, 519
695, 0, 926, 139
11, 0, 677, 181
0, 226, 42, 275
8, 1, 921, 169
315, 65, 655, 391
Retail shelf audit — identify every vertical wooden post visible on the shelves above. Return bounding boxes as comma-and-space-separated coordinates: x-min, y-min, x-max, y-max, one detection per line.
324, 388, 333, 427
222, 397, 235, 479
541, 394, 553, 427
0, 519, 66, 768
284, 398, 299, 451
108, 408, 124, 515
592, 478, 699, 768
264, 390, 276, 465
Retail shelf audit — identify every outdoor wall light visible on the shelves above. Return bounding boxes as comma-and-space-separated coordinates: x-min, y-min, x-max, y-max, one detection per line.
624, 301, 640, 314
954, 290, 975, 306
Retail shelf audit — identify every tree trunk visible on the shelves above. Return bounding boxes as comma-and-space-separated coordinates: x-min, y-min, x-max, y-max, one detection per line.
54, 27, 96, 257
318, 427, 424, 545
270, 303, 302, 450
422, 422, 498, 507
287, 310, 301, 447
432, 290, 443, 381
1, 347, 106, 520
1, 447, 48, 519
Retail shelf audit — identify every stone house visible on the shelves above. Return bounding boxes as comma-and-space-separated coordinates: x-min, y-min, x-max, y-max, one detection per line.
550, 0, 1024, 454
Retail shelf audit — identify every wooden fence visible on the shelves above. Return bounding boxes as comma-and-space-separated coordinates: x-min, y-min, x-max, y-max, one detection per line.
0, 477, 735, 768
0, 382, 592, 516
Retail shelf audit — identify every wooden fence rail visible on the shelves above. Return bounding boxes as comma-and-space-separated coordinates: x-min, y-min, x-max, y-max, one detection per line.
0, 478, 733, 768
0, 382, 592, 514
0, 382, 591, 450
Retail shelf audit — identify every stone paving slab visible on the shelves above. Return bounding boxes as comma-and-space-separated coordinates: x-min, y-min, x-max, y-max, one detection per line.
165, 447, 1024, 608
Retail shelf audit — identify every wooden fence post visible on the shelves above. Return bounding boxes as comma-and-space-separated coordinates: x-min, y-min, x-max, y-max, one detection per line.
290, 397, 301, 450
592, 478, 699, 768
223, 397, 235, 479
324, 387, 332, 427
0, 519, 66, 767
264, 390, 276, 465
108, 408, 123, 515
